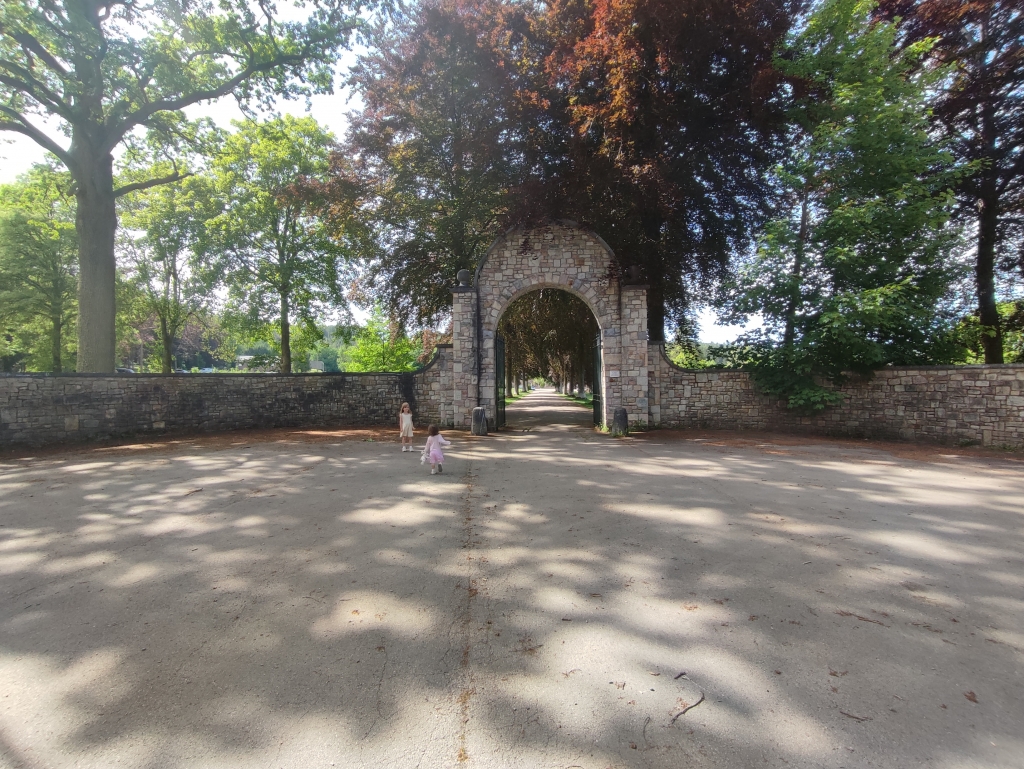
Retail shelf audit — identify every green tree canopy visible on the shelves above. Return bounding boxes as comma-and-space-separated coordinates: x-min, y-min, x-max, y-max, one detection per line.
878, 0, 1024, 363
0, 0, 370, 371
120, 171, 219, 373
720, 0, 967, 409
346, 306, 418, 372
0, 162, 78, 372
206, 116, 352, 373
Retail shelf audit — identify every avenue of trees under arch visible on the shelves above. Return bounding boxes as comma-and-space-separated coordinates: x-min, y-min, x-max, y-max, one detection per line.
498, 289, 599, 397
1, 0, 1022, 410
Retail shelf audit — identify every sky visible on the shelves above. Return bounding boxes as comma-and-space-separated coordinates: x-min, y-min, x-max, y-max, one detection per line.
0, 70, 757, 343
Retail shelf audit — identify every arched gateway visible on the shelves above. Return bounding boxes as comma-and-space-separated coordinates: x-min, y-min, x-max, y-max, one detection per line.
449, 223, 650, 430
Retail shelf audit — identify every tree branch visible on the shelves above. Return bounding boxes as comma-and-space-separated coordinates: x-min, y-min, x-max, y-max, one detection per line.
13, 31, 69, 76
113, 169, 192, 198
108, 53, 305, 152
0, 107, 74, 171
0, 60, 75, 120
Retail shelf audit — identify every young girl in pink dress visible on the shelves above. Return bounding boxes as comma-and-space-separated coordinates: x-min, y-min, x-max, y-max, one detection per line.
422, 424, 451, 475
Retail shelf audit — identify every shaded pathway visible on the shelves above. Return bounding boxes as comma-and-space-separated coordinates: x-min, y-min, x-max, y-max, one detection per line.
1, 425, 1022, 768
502, 386, 594, 430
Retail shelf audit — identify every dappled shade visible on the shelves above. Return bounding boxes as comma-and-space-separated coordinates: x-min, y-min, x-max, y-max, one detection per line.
1, 429, 1021, 766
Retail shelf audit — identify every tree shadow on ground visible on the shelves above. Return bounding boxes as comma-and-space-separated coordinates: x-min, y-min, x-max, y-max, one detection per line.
1, 427, 1022, 768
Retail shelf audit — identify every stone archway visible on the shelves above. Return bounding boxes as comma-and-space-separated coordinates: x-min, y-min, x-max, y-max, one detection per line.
449, 223, 650, 429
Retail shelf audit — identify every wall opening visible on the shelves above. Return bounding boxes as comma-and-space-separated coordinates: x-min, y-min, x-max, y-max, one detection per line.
496, 288, 600, 426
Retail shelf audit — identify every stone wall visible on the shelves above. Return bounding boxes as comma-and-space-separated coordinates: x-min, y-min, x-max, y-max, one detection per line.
466, 223, 650, 429
649, 344, 1024, 447
413, 345, 454, 428
1, 346, 454, 448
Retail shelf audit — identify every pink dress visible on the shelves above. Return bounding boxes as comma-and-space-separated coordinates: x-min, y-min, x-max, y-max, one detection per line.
424, 434, 451, 464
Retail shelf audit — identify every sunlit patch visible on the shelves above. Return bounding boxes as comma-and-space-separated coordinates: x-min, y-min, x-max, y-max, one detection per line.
108, 563, 162, 587
42, 551, 115, 574
614, 503, 726, 526
310, 591, 434, 639
139, 514, 220, 537
63, 461, 116, 472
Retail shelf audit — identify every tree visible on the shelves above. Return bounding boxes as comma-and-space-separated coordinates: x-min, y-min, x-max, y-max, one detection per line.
0, 162, 78, 372
120, 173, 218, 373
347, 306, 418, 371
0, 0, 369, 371
720, 0, 966, 408
207, 116, 350, 374
877, 0, 1024, 364
535, 0, 799, 339
341, 0, 525, 327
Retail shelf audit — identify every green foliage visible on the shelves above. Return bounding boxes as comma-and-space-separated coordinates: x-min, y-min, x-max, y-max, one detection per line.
950, 301, 1024, 364
206, 116, 352, 373
346, 307, 418, 372
120, 173, 219, 372
665, 341, 717, 370
720, 0, 968, 409
1, 0, 371, 371
0, 163, 77, 372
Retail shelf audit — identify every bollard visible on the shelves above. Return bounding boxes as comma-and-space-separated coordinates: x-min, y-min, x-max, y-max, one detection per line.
610, 407, 629, 437
471, 406, 489, 436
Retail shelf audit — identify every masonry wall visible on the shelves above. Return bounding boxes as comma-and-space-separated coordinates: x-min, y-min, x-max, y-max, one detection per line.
413, 345, 454, 427
649, 344, 1024, 447
470, 224, 650, 429
1, 346, 454, 448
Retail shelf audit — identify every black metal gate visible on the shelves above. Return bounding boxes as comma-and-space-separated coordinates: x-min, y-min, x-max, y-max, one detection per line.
495, 334, 506, 429
592, 332, 602, 426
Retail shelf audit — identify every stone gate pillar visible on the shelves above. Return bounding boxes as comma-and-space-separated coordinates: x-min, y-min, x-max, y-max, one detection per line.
451, 271, 477, 429
620, 284, 650, 427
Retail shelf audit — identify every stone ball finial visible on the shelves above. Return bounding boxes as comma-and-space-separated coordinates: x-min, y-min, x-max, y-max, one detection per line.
457, 269, 472, 287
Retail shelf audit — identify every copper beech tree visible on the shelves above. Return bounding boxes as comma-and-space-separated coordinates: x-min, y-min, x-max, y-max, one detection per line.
535, 0, 799, 339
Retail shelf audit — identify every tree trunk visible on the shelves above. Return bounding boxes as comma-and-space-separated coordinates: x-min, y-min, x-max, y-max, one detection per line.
73, 145, 118, 372
976, 44, 1004, 365
280, 292, 292, 374
976, 188, 1003, 363
160, 314, 173, 374
783, 190, 810, 350
51, 311, 62, 374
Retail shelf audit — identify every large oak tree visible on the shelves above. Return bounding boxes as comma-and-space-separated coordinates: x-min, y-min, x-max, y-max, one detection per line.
0, 0, 368, 371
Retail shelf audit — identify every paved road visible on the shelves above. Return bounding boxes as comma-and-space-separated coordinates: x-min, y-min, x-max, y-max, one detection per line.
504, 387, 594, 430
1, 391, 1023, 768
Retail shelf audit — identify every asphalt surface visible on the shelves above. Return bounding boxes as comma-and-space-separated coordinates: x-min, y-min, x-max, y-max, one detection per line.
1, 388, 1022, 768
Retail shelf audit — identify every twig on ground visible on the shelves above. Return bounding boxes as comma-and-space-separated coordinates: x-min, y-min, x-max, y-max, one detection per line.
670, 692, 705, 724
839, 710, 872, 722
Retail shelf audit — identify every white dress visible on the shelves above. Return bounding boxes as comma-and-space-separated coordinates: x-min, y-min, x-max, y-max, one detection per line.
400, 412, 414, 438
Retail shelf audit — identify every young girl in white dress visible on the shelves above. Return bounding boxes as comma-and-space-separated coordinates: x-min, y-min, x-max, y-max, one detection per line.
398, 402, 414, 451
423, 424, 451, 474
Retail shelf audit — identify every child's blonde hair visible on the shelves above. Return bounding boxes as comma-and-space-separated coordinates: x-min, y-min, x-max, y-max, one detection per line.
400, 402, 411, 413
